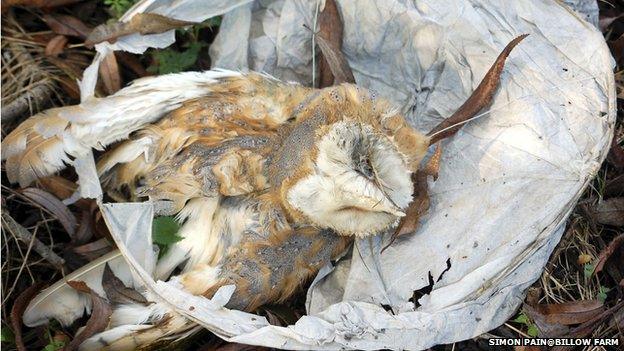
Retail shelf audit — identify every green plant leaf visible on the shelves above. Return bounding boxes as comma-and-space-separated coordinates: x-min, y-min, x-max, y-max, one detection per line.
104, 0, 137, 19
527, 324, 539, 337
0, 326, 14, 343
598, 286, 611, 303
152, 216, 183, 246
583, 263, 595, 278
148, 42, 204, 75
513, 312, 529, 325
203, 16, 222, 28
42, 340, 65, 351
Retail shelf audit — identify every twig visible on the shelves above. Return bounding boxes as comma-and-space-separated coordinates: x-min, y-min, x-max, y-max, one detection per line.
311, 0, 320, 87
1, 11, 55, 124
1, 211, 64, 268
1, 83, 53, 123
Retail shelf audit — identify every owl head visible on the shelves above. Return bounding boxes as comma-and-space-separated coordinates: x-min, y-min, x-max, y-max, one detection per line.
282, 116, 429, 237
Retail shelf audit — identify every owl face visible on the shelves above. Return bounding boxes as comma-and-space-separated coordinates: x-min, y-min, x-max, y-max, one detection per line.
286, 121, 413, 237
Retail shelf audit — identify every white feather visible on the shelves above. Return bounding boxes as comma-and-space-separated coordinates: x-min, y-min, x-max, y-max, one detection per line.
109, 300, 170, 327
23, 250, 132, 327
96, 136, 154, 176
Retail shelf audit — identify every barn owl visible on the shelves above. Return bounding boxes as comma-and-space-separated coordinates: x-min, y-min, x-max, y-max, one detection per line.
1, 36, 526, 350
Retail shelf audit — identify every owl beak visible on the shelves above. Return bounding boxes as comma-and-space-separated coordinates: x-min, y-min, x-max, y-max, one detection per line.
363, 196, 405, 217
374, 201, 406, 217
370, 178, 405, 217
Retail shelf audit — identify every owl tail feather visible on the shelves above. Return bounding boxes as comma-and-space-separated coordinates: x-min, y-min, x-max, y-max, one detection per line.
427, 34, 528, 144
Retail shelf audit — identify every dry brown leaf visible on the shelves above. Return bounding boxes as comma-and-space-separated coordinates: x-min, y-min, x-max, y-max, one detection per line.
316, 35, 355, 86
45, 35, 68, 57
102, 264, 148, 305
595, 234, 624, 275
559, 301, 624, 342
599, 8, 624, 32
36, 176, 78, 200
1, 0, 83, 11
86, 13, 196, 46
525, 287, 541, 306
57, 76, 82, 100
10, 282, 47, 351
36, 176, 94, 212
608, 304, 624, 330
608, 134, 624, 169
427, 34, 528, 144
43, 14, 91, 39
20, 187, 77, 238
126, 13, 196, 37
592, 197, 624, 227
522, 303, 569, 337
593, 233, 623, 286
93, 205, 111, 239
263, 310, 284, 326
116, 51, 152, 77
317, 0, 352, 87
46, 54, 89, 100
392, 173, 430, 235
535, 300, 604, 325
99, 52, 122, 95
604, 173, 624, 198
608, 34, 623, 65
73, 209, 95, 245
382, 144, 442, 252
73, 238, 112, 260
66, 280, 113, 351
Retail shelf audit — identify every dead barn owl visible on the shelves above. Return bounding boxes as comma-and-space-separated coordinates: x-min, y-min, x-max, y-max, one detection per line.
1, 36, 526, 350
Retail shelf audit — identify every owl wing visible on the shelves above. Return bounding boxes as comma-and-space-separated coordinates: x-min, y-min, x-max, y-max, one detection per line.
1, 71, 311, 196
1, 70, 245, 187
95, 77, 309, 212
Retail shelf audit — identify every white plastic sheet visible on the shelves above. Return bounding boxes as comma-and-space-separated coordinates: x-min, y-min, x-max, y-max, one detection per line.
75, 0, 615, 349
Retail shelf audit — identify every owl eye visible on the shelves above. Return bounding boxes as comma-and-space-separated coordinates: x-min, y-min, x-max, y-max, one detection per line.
356, 155, 374, 179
